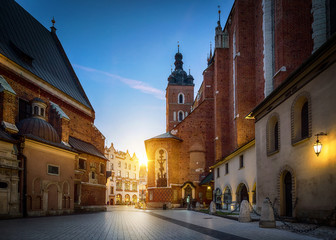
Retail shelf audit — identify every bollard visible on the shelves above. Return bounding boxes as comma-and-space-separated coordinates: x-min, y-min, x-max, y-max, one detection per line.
259, 198, 276, 228
209, 201, 216, 215
238, 200, 252, 222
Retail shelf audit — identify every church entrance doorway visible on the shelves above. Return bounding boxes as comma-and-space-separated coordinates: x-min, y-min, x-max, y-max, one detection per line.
184, 185, 192, 201
284, 172, 293, 217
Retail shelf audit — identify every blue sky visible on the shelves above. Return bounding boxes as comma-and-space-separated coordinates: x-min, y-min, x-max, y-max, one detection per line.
16, 0, 234, 164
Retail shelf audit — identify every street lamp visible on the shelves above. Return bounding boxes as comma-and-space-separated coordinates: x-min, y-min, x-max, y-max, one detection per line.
314, 132, 327, 156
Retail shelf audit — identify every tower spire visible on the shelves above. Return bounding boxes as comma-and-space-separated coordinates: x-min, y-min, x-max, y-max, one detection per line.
50, 17, 56, 33
218, 5, 221, 24
210, 41, 213, 58
177, 41, 180, 53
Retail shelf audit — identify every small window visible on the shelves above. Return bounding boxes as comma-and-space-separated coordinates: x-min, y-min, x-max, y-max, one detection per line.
239, 155, 244, 169
126, 172, 129, 178
291, 93, 311, 144
266, 113, 280, 155
132, 182, 137, 191
225, 163, 229, 174
111, 163, 114, 170
178, 111, 184, 122
110, 186, 114, 194
19, 98, 31, 121
129, 164, 131, 170
100, 163, 105, 174
217, 168, 220, 178
178, 93, 184, 104
48, 164, 59, 175
117, 170, 121, 177
0, 182, 8, 188
91, 171, 95, 179
34, 106, 39, 115
301, 102, 309, 139
40, 108, 45, 117
125, 163, 127, 169
116, 181, 122, 190
118, 161, 121, 168
79, 158, 86, 170
274, 122, 279, 151
110, 155, 114, 159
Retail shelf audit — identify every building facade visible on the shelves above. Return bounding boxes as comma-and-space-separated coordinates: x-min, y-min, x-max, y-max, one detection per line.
105, 144, 139, 205
210, 0, 336, 224
0, 0, 106, 217
249, 35, 336, 223
145, 0, 336, 222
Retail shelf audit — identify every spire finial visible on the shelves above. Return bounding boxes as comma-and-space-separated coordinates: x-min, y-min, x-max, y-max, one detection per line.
189, 67, 190, 75
171, 65, 172, 73
218, 6, 221, 23
51, 17, 55, 27
177, 41, 180, 53
209, 41, 213, 58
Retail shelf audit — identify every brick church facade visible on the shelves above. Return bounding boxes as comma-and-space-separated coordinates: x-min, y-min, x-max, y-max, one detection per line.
145, 0, 335, 209
0, 0, 106, 217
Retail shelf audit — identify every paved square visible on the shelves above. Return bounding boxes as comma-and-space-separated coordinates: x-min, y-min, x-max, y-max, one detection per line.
0, 206, 321, 240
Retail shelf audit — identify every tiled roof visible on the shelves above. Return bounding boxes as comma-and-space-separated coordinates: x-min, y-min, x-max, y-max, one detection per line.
199, 172, 213, 186
23, 133, 76, 153
0, 129, 17, 143
69, 136, 107, 160
0, 0, 92, 109
147, 132, 182, 141
0, 75, 16, 94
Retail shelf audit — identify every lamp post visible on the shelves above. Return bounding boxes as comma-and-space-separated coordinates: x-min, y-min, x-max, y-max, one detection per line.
314, 132, 327, 156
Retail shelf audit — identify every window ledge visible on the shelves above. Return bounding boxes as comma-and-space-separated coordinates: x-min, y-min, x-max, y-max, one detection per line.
267, 149, 279, 157
239, 166, 245, 170
292, 137, 310, 146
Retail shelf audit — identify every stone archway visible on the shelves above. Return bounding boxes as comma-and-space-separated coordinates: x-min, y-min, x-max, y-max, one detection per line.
223, 186, 232, 210
278, 165, 296, 217
47, 184, 58, 211
237, 183, 249, 203
116, 194, 122, 204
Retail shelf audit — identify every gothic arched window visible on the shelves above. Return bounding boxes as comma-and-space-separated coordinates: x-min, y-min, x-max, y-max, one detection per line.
178, 93, 184, 104
178, 111, 184, 122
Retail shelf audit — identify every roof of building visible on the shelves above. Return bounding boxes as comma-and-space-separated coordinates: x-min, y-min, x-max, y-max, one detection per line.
69, 136, 107, 160
199, 172, 213, 186
168, 49, 194, 86
50, 101, 70, 120
147, 132, 182, 141
0, 75, 16, 94
0, 128, 17, 143
17, 117, 61, 143
23, 133, 76, 152
0, 0, 92, 109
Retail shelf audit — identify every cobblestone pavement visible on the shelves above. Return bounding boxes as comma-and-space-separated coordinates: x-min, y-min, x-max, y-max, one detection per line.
0, 206, 328, 240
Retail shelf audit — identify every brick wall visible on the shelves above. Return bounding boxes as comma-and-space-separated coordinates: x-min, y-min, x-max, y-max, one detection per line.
273, 0, 313, 88
0, 66, 105, 152
166, 85, 194, 131
0, 91, 16, 125
174, 98, 215, 180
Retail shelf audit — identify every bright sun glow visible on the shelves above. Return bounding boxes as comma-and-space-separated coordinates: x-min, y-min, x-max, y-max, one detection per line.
139, 158, 148, 166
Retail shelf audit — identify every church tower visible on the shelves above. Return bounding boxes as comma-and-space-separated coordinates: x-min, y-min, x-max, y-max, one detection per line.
166, 45, 194, 132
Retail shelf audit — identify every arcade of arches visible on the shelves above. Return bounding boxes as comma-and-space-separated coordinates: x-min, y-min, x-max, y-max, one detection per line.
214, 183, 257, 210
